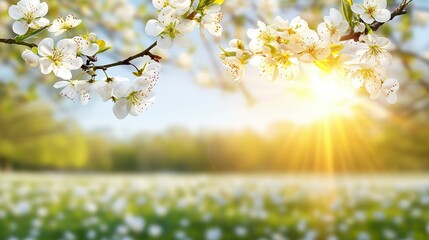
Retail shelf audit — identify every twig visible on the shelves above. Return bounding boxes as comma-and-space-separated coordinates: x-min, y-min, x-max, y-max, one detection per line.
340, 0, 412, 41
0, 38, 37, 48
90, 41, 159, 70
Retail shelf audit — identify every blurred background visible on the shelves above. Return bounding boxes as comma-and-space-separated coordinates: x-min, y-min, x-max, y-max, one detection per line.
1, 0, 429, 239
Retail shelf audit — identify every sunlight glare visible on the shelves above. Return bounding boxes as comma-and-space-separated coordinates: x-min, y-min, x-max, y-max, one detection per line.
289, 70, 359, 124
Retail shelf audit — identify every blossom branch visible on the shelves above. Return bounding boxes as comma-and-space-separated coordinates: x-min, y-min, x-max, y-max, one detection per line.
0, 37, 160, 72
340, 0, 412, 41
0, 38, 37, 48
89, 41, 159, 71
85, 10, 199, 72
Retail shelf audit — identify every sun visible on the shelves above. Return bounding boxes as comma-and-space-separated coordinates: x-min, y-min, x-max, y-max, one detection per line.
288, 70, 360, 124
271, 70, 382, 173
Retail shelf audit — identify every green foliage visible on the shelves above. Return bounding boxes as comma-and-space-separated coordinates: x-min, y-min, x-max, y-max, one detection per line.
0, 82, 88, 170
341, 0, 354, 27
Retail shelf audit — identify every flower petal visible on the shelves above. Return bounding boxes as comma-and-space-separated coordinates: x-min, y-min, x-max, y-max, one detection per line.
8, 5, 23, 20
12, 21, 29, 35
38, 38, 54, 57
79, 91, 91, 106
69, 57, 84, 70
81, 43, 99, 56
385, 92, 397, 104
39, 59, 53, 74
113, 99, 130, 119
158, 36, 174, 49
53, 81, 70, 89
29, 17, 50, 29
21, 50, 39, 67
113, 80, 131, 98
96, 83, 113, 102
377, 0, 387, 10
145, 20, 164, 36
351, 4, 365, 14
37, 2, 49, 17
360, 13, 374, 24
53, 66, 72, 80
329, 8, 343, 24
374, 9, 391, 23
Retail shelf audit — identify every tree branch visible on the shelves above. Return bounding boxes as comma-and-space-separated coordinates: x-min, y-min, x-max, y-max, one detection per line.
0, 37, 159, 72
89, 41, 159, 70
340, 0, 412, 41
0, 38, 37, 48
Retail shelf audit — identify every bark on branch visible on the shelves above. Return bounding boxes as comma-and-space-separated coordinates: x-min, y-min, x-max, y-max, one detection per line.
90, 41, 158, 70
0, 38, 37, 48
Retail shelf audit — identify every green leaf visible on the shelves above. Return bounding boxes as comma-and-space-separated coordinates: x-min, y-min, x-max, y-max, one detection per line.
197, 0, 223, 10
341, 0, 354, 26
365, 23, 373, 34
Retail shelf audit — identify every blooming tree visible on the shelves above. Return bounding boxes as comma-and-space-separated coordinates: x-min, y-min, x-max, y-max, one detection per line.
219, 0, 412, 104
0, 0, 413, 119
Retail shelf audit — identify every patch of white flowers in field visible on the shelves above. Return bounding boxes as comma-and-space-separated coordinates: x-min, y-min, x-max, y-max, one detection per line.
1, 175, 429, 239
220, 0, 400, 104
7, 0, 224, 119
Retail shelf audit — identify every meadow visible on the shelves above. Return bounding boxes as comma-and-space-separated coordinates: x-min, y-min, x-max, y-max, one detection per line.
0, 174, 428, 240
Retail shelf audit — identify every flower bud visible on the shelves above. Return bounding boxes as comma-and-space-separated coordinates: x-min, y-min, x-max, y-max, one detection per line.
21, 50, 39, 67
88, 33, 97, 42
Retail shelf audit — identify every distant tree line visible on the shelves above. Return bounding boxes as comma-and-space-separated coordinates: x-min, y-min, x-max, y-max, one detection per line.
2, 81, 429, 172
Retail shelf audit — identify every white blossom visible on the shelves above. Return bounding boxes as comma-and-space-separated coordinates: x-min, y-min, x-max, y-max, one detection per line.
38, 38, 83, 80
48, 14, 82, 36
223, 56, 246, 82
250, 44, 300, 81
201, 4, 223, 37
317, 8, 349, 43
73, 35, 99, 56
145, 7, 196, 49
21, 49, 39, 67
351, 0, 391, 24
273, 16, 308, 52
152, 0, 190, 14
372, 78, 400, 103
112, 77, 156, 119
357, 34, 392, 67
247, 21, 278, 52
8, 0, 49, 35
299, 30, 331, 63
348, 64, 386, 98
96, 77, 130, 102
53, 80, 92, 105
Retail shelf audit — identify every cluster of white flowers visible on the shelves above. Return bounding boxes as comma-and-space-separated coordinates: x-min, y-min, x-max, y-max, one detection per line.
145, 0, 224, 49
53, 61, 160, 119
6, 0, 224, 119
220, 0, 399, 104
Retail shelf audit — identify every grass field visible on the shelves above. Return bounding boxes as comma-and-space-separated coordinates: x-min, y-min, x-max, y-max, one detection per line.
0, 174, 429, 240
